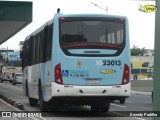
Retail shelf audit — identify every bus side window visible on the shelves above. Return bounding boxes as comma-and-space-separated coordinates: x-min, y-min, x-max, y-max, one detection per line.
29, 36, 33, 65
36, 34, 41, 63
42, 26, 48, 62
38, 32, 43, 62
46, 24, 53, 61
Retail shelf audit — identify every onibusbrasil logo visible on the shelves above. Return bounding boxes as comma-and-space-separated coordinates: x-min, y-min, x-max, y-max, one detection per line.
139, 5, 158, 13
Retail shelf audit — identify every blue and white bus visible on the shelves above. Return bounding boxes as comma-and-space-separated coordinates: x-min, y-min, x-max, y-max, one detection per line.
22, 9, 130, 112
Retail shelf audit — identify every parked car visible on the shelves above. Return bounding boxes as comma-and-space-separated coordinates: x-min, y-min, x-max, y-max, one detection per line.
12, 73, 22, 85
0, 72, 12, 83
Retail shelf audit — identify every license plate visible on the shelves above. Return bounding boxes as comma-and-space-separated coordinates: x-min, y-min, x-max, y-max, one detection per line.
86, 78, 101, 84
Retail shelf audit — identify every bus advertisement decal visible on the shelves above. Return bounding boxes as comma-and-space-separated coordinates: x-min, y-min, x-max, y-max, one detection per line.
62, 70, 69, 77
70, 70, 89, 77
100, 69, 116, 74
62, 70, 89, 77
77, 60, 82, 68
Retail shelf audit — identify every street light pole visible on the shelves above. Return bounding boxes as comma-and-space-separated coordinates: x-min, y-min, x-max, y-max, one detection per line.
91, 2, 108, 14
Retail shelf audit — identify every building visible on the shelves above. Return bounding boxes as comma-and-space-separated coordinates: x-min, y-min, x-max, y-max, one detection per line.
19, 41, 24, 50
131, 56, 154, 80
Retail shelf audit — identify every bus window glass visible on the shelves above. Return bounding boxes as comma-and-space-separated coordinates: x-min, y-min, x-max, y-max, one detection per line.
111, 32, 115, 44
60, 19, 124, 46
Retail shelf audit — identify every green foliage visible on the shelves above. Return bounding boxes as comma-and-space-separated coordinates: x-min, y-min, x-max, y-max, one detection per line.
131, 45, 147, 56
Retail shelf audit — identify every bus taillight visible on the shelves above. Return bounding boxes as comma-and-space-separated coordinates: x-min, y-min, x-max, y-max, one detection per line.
122, 64, 130, 85
119, 18, 124, 21
54, 63, 63, 84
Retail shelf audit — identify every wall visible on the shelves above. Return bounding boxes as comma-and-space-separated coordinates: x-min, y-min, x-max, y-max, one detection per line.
131, 80, 153, 92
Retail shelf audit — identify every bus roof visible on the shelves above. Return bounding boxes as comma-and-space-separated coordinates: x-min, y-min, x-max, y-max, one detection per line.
25, 13, 127, 41
56, 13, 127, 19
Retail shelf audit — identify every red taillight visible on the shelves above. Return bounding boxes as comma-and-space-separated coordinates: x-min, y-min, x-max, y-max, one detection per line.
60, 17, 65, 20
54, 63, 63, 84
119, 18, 124, 21
122, 64, 130, 85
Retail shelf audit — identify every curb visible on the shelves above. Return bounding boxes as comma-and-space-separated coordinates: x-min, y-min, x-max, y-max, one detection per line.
0, 93, 24, 110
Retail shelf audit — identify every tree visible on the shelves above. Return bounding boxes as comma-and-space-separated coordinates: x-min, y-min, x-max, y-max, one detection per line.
131, 45, 147, 56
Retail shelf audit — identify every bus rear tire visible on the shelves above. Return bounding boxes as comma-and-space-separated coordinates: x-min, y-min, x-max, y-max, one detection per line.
120, 98, 125, 104
91, 100, 110, 112
29, 97, 38, 106
26, 80, 28, 97
12, 82, 16, 85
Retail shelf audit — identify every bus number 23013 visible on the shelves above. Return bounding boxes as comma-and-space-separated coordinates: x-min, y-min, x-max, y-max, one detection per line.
96, 60, 121, 66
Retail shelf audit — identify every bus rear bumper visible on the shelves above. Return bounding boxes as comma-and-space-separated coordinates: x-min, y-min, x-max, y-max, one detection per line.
51, 82, 130, 97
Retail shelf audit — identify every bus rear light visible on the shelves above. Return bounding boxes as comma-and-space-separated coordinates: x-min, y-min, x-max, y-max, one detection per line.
60, 17, 65, 20
122, 64, 130, 85
119, 18, 124, 21
54, 63, 63, 84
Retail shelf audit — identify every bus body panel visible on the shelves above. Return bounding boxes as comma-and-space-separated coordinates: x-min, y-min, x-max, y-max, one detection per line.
30, 64, 39, 99
44, 61, 52, 101
50, 13, 130, 101
51, 82, 130, 97
22, 67, 27, 96
57, 49, 129, 86
28, 62, 52, 101
51, 13, 130, 86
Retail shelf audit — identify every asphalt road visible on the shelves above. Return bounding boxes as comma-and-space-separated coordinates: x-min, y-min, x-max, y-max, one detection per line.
0, 96, 38, 120
0, 82, 154, 120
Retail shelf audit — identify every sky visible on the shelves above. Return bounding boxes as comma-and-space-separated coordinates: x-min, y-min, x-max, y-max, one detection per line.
0, 0, 156, 50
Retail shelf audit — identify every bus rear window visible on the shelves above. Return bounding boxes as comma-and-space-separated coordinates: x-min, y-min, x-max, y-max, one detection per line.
60, 18, 125, 47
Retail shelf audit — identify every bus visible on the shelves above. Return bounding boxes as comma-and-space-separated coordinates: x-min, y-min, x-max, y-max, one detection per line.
22, 9, 130, 112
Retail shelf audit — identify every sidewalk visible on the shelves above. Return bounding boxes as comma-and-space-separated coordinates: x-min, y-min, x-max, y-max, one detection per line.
131, 91, 152, 96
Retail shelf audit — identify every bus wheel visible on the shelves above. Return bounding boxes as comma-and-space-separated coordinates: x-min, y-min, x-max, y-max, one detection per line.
26, 80, 28, 97
29, 97, 38, 106
12, 82, 16, 85
120, 98, 125, 104
110, 99, 114, 103
91, 100, 110, 112
39, 84, 48, 112
50, 102, 58, 111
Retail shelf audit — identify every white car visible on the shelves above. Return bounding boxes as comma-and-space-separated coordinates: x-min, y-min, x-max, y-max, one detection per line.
12, 73, 22, 85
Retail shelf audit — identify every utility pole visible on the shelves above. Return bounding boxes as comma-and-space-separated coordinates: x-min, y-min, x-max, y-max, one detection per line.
91, 2, 108, 14
6, 47, 8, 66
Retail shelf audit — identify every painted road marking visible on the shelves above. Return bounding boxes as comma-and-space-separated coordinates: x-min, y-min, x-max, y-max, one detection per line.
126, 101, 132, 103
111, 103, 127, 108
